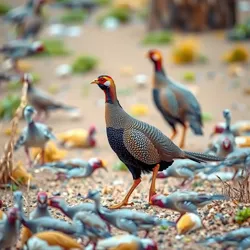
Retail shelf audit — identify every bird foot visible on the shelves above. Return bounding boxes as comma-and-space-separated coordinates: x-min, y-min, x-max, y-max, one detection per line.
109, 201, 134, 209
148, 190, 157, 204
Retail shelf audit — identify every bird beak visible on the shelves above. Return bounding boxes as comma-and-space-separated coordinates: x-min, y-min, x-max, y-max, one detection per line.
90, 79, 99, 85
101, 160, 108, 172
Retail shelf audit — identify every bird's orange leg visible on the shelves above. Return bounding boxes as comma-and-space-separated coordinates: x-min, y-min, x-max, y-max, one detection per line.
179, 125, 187, 149
170, 128, 177, 140
109, 178, 141, 209
149, 164, 160, 204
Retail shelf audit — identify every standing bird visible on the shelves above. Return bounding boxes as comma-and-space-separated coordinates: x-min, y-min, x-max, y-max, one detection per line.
206, 109, 236, 158
23, 73, 78, 121
90, 75, 221, 209
151, 191, 227, 221
147, 49, 203, 148
0, 40, 44, 72
14, 105, 56, 167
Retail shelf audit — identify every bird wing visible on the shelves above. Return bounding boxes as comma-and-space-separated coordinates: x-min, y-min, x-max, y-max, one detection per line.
178, 201, 198, 214
14, 128, 28, 150
36, 123, 56, 140
176, 167, 194, 178
116, 218, 138, 234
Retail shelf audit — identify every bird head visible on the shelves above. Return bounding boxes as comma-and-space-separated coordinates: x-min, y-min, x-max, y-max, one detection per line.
0, 200, 3, 208
222, 138, 232, 150
37, 191, 48, 208
31, 41, 45, 53
210, 123, 225, 137
7, 207, 19, 224
82, 190, 100, 201
141, 239, 158, 250
150, 194, 166, 208
24, 105, 37, 123
88, 125, 97, 147
13, 191, 23, 209
22, 73, 33, 85
223, 109, 231, 120
146, 49, 163, 63
88, 158, 107, 172
156, 171, 167, 179
48, 196, 66, 209
176, 213, 202, 235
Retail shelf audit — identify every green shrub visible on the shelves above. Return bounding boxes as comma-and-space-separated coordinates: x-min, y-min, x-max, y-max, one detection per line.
0, 94, 21, 120
60, 9, 87, 24
235, 207, 250, 224
183, 72, 196, 82
202, 112, 213, 122
0, 3, 11, 15
72, 55, 98, 74
142, 31, 174, 45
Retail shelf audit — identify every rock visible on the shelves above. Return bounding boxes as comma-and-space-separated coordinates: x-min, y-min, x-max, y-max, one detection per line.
52, 191, 61, 196
102, 17, 120, 30
134, 74, 148, 87
56, 64, 72, 78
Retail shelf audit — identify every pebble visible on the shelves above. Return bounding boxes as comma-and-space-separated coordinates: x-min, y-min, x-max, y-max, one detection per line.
102, 17, 120, 30
55, 64, 72, 78
158, 230, 165, 235
52, 191, 61, 196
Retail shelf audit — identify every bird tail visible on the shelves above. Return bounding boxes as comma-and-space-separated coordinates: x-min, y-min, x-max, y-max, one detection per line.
211, 194, 228, 201
187, 115, 203, 135
198, 236, 222, 245
204, 163, 224, 175
160, 219, 176, 228
184, 151, 224, 163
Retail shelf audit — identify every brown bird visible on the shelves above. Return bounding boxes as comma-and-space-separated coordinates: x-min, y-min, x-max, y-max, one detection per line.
147, 49, 203, 148
90, 75, 221, 209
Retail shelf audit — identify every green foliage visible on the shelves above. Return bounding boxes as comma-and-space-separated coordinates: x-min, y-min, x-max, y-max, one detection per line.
60, 9, 87, 24
10, 184, 19, 191
183, 72, 196, 82
0, 94, 21, 120
98, 7, 131, 25
142, 31, 174, 45
202, 112, 213, 122
112, 161, 128, 171
198, 54, 208, 64
38, 39, 70, 57
72, 55, 98, 74
137, 7, 148, 21
228, 20, 250, 41
0, 3, 11, 15
235, 207, 250, 224
94, 0, 111, 5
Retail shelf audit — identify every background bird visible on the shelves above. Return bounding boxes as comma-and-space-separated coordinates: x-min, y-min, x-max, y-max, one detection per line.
14, 105, 56, 167
147, 49, 203, 148
91, 75, 222, 209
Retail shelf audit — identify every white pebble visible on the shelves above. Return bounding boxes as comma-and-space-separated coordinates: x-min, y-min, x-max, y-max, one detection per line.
55, 64, 72, 77
134, 74, 148, 87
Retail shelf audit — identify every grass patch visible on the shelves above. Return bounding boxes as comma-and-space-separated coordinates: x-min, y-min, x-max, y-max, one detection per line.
202, 112, 213, 122
142, 31, 174, 45
72, 55, 98, 74
235, 207, 250, 224
97, 7, 131, 25
0, 94, 21, 120
183, 72, 196, 82
60, 9, 87, 24
94, 0, 111, 5
0, 3, 11, 16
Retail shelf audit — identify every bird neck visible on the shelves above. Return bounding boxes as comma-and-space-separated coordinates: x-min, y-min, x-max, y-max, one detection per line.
27, 0, 34, 7
153, 59, 165, 74
103, 86, 118, 105
33, 2, 43, 15
225, 117, 231, 132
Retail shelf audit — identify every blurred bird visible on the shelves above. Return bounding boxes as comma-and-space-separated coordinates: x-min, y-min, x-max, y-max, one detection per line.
0, 40, 44, 72
0, 207, 20, 249
206, 109, 236, 158
238, 236, 250, 250
48, 196, 109, 219
13, 190, 24, 230
90, 75, 222, 209
14, 104, 57, 167
17, 0, 46, 40
176, 213, 203, 235
147, 49, 203, 148
81, 190, 175, 236
211, 120, 250, 137
151, 191, 227, 221
54, 0, 97, 13
24, 231, 83, 250
57, 126, 96, 149
4, 0, 34, 24
37, 157, 107, 180
24, 74, 78, 121
85, 234, 158, 250
0, 72, 20, 84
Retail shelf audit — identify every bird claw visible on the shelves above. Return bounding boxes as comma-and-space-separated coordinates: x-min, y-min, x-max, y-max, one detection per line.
109, 201, 134, 209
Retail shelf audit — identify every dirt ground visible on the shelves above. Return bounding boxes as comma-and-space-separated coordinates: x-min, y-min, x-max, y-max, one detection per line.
1, 1, 250, 249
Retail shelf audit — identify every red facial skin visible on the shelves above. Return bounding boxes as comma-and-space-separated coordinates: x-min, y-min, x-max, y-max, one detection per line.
222, 138, 231, 150
36, 44, 45, 53
214, 124, 225, 134
7, 208, 18, 224
0, 200, 3, 208
150, 195, 165, 208
37, 191, 48, 205
145, 242, 158, 250
48, 197, 61, 209
156, 172, 167, 179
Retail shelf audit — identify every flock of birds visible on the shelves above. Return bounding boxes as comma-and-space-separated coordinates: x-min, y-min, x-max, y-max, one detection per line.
2, 0, 250, 249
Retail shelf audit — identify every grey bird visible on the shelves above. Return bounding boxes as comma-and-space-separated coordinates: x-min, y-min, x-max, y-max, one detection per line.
30, 191, 51, 219
0, 40, 44, 72
4, 0, 34, 24
13, 190, 24, 230
0, 72, 20, 85
238, 236, 250, 250
151, 191, 228, 221
0, 207, 20, 249
48, 196, 110, 220
206, 109, 236, 158
205, 147, 250, 180
199, 227, 250, 248
54, 0, 97, 13
81, 190, 176, 237
37, 157, 107, 180
14, 104, 56, 167
23, 73, 78, 121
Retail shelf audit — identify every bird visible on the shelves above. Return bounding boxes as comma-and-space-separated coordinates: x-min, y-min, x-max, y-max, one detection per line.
155, 159, 205, 187
206, 109, 236, 158
0, 207, 20, 249
4, 0, 34, 24
81, 190, 175, 237
37, 157, 107, 180
14, 104, 57, 167
57, 126, 97, 149
0, 72, 20, 85
23, 73, 78, 121
24, 231, 83, 250
238, 236, 250, 250
147, 49, 203, 148
211, 120, 250, 137
150, 191, 228, 221
48, 196, 109, 219
90, 75, 222, 209
0, 40, 44, 72
17, 0, 46, 40
55, 0, 97, 13
85, 234, 158, 250
176, 213, 203, 235
205, 147, 250, 180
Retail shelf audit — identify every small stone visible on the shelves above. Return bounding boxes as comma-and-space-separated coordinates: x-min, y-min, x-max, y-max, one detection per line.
52, 191, 61, 196
158, 230, 165, 235
56, 64, 72, 78
134, 74, 148, 87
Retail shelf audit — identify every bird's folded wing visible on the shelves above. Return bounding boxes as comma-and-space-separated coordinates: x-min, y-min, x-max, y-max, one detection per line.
178, 201, 198, 214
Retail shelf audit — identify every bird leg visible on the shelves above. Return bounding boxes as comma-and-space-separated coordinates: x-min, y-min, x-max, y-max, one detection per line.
149, 164, 160, 204
170, 128, 177, 140
109, 178, 141, 209
232, 169, 239, 181
25, 147, 33, 168
40, 148, 45, 165
179, 125, 187, 149
176, 213, 184, 223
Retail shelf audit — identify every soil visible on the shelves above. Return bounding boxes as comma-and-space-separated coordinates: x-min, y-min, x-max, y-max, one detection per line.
1, 1, 250, 249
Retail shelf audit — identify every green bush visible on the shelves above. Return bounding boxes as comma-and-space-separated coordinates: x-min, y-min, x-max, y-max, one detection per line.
0, 3, 11, 16
202, 112, 213, 122
235, 207, 250, 224
60, 10, 87, 24
72, 55, 98, 74
183, 72, 196, 82
142, 31, 174, 45
0, 94, 21, 120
